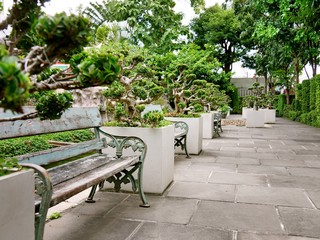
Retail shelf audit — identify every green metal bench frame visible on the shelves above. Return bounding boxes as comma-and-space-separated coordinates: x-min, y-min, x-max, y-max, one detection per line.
213, 112, 223, 136
173, 121, 190, 158
0, 107, 149, 240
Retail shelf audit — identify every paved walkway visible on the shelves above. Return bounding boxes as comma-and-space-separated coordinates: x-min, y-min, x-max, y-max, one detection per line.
44, 116, 320, 240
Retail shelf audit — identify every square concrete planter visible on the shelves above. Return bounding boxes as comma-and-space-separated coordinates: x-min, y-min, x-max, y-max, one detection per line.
201, 112, 214, 139
261, 109, 276, 123
101, 125, 174, 194
242, 107, 252, 119
246, 109, 265, 128
165, 116, 203, 155
0, 170, 34, 240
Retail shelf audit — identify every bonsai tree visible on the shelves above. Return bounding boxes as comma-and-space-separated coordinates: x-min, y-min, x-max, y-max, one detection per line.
158, 44, 229, 115
0, 2, 121, 121
99, 42, 165, 127
248, 82, 266, 110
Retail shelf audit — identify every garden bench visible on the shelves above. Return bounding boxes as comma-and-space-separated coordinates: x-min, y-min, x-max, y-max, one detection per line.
213, 112, 223, 136
0, 107, 149, 240
173, 121, 190, 158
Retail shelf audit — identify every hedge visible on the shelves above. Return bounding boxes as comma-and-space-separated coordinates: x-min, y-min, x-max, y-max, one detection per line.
301, 80, 310, 113
0, 129, 95, 158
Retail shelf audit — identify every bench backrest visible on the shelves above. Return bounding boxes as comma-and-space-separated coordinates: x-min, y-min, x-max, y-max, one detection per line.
0, 107, 104, 166
0, 107, 102, 140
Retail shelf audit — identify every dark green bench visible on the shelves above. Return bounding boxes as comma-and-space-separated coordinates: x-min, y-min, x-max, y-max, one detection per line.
173, 121, 190, 158
213, 112, 223, 136
0, 107, 149, 240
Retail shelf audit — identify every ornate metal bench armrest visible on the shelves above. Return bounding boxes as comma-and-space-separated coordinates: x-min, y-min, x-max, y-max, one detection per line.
20, 163, 53, 240
97, 128, 147, 163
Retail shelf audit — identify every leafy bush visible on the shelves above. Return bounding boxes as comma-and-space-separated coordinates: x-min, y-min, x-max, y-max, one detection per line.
0, 129, 94, 158
0, 137, 51, 158
277, 94, 286, 117
301, 80, 310, 113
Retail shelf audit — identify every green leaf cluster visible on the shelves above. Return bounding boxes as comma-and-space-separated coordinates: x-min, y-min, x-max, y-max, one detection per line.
35, 91, 73, 120
0, 158, 22, 177
0, 47, 30, 113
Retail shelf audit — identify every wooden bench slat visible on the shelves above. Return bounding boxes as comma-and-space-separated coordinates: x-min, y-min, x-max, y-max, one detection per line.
49, 155, 140, 206
19, 139, 105, 165
47, 153, 115, 186
0, 107, 102, 140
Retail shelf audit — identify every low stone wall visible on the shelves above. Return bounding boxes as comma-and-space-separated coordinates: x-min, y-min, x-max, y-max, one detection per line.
222, 119, 246, 126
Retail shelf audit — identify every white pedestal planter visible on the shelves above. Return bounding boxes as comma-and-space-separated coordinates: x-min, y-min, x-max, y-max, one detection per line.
246, 109, 265, 128
201, 112, 214, 139
165, 116, 203, 155
262, 109, 276, 123
0, 170, 34, 240
101, 125, 174, 194
242, 107, 252, 119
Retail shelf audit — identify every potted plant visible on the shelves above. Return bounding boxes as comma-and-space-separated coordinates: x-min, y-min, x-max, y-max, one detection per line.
245, 82, 265, 127
0, 157, 35, 240
158, 44, 230, 147
92, 42, 175, 195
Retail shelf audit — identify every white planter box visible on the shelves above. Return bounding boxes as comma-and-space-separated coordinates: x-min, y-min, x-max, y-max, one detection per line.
0, 170, 34, 240
201, 112, 214, 139
101, 125, 174, 194
246, 109, 265, 128
262, 109, 276, 123
165, 116, 203, 155
242, 107, 252, 119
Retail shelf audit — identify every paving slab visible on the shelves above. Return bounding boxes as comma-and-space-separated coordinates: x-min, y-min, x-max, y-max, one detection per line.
237, 232, 320, 240
306, 190, 320, 208
268, 175, 320, 190
132, 222, 233, 240
260, 159, 307, 167
237, 165, 289, 175
236, 185, 313, 208
279, 207, 320, 239
216, 156, 260, 165
166, 181, 235, 202
45, 215, 140, 240
190, 201, 284, 234
107, 195, 198, 225
174, 168, 212, 183
305, 160, 320, 168
287, 167, 320, 178
209, 172, 267, 186
188, 162, 237, 172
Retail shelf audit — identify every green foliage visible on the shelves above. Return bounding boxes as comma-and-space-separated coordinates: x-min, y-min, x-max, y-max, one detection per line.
0, 47, 30, 113
45, 130, 95, 143
0, 130, 94, 159
191, 4, 244, 73
315, 75, 320, 114
75, 50, 120, 87
192, 103, 204, 113
48, 212, 62, 220
230, 85, 240, 113
143, 111, 164, 127
35, 12, 92, 56
301, 80, 310, 113
277, 94, 286, 117
0, 137, 51, 158
85, 0, 187, 53
0, 158, 22, 177
310, 77, 317, 110
36, 91, 73, 120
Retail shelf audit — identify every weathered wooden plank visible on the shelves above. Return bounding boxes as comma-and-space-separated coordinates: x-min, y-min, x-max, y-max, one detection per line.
49, 156, 140, 206
47, 153, 115, 186
0, 107, 102, 140
19, 139, 104, 166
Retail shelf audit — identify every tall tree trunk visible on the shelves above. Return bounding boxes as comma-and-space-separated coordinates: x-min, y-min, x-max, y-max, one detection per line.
264, 73, 268, 94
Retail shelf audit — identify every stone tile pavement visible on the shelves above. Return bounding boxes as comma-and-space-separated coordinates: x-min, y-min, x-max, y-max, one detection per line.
44, 116, 320, 240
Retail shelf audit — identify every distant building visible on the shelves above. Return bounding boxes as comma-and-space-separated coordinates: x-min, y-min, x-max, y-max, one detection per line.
231, 77, 265, 97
